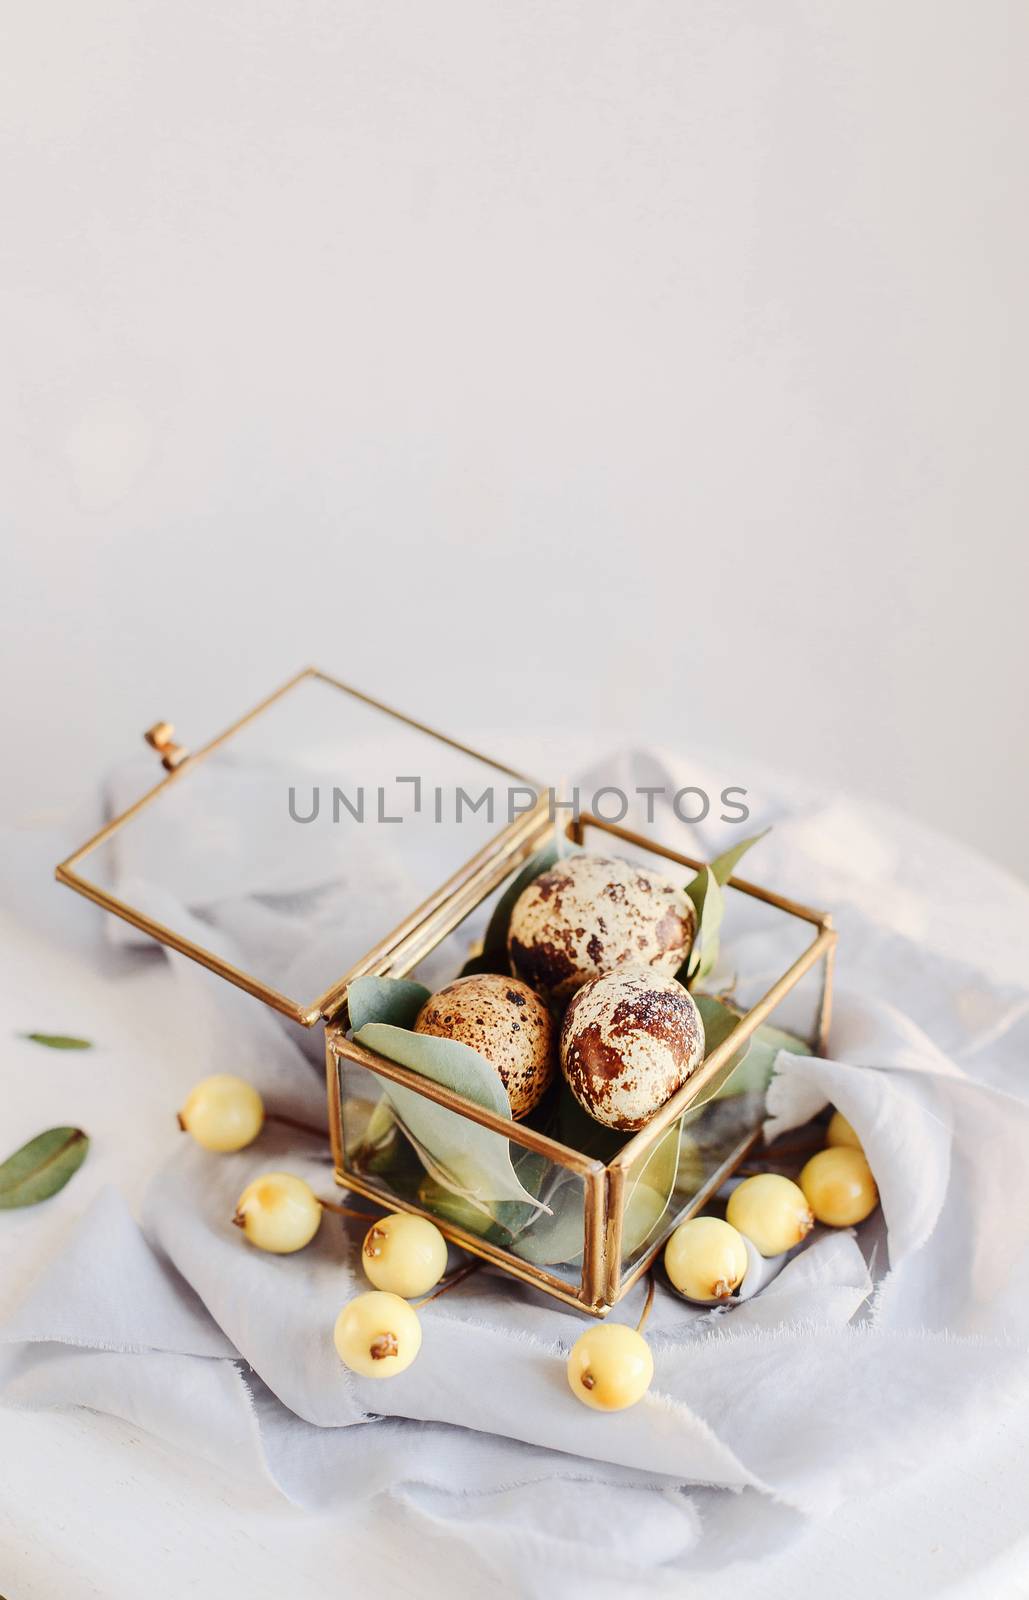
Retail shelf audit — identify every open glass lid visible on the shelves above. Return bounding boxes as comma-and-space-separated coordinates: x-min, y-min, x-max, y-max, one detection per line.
56, 669, 547, 1026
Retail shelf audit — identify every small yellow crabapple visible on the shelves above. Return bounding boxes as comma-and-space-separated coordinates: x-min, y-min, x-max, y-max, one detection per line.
826, 1109, 862, 1152
361, 1213, 448, 1298
726, 1173, 814, 1257
567, 1323, 654, 1412
664, 1216, 748, 1303
233, 1172, 322, 1253
334, 1291, 422, 1378
800, 1147, 879, 1227
178, 1075, 264, 1152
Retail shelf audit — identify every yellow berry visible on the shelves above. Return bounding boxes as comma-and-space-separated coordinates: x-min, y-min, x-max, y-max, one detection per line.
826, 1109, 862, 1151
361, 1213, 448, 1298
726, 1173, 814, 1257
178, 1074, 264, 1152
664, 1216, 748, 1302
233, 1172, 322, 1253
566, 1323, 654, 1411
334, 1291, 422, 1378
800, 1147, 879, 1227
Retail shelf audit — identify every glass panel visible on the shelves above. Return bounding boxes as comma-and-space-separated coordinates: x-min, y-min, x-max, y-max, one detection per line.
68, 672, 539, 1016
337, 1052, 587, 1293
575, 817, 824, 1046
617, 1095, 764, 1278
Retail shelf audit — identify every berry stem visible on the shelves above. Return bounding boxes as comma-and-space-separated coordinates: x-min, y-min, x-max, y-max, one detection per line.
319, 1197, 377, 1223
635, 1273, 656, 1334
413, 1259, 482, 1309
265, 1111, 328, 1142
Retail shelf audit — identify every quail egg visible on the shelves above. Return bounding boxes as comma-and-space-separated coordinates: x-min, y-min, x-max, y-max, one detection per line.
560, 967, 705, 1131
414, 973, 556, 1118
507, 854, 696, 1005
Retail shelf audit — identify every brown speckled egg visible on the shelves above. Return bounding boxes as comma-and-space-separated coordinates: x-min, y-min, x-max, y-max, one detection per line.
414, 974, 556, 1119
560, 967, 705, 1131
507, 854, 696, 1006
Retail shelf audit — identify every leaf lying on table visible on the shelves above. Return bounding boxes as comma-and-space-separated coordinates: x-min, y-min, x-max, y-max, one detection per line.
461, 836, 581, 977
0, 1127, 90, 1208
681, 830, 769, 988
352, 986, 548, 1213
21, 1033, 93, 1051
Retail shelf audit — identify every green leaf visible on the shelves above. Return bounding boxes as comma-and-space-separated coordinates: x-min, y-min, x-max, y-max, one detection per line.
731, 1016, 812, 1095
353, 1018, 547, 1211
681, 831, 769, 990
346, 975, 430, 1034
417, 1175, 506, 1243
689, 995, 812, 1109
0, 1127, 89, 1208
463, 837, 581, 977
22, 1033, 93, 1051
355, 1023, 512, 1118
702, 828, 771, 889
684, 867, 725, 985
510, 1170, 586, 1265
549, 1082, 627, 1164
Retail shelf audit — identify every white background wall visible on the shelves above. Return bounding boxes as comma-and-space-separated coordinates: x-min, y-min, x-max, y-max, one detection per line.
3, 1, 1027, 876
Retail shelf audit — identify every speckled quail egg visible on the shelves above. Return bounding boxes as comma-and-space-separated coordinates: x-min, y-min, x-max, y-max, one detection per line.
507, 854, 696, 1006
560, 967, 705, 1131
413, 973, 556, 1119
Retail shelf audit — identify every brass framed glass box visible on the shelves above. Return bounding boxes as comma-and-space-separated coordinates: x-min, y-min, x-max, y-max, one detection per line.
56, 667, 836, 1316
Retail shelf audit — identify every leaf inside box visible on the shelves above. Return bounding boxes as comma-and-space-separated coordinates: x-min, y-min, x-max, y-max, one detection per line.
460, 837, 581, 978
347, 976, 429, 1033
342, 829, 807, 1271
680, 829, 768, 990
350, 979, 549, 1214
691, 994, 811, 1109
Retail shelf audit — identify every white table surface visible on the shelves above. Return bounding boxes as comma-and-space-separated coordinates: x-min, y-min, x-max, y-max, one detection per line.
3, 752, 1029, 1600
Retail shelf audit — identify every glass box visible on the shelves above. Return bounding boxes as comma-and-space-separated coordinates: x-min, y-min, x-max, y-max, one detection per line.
57, 668, 836, 1314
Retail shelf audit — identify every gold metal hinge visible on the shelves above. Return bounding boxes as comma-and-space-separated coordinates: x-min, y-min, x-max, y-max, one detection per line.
143, 720, 189, 771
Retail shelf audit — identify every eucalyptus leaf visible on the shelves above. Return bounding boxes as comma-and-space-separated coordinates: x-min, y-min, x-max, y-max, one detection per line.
354, 1019, 547, 1211
726, 1015, 811, 1098
694, 994, 751, 1073
464, 837, 581, 977
345, 979, 428, 1169
685, 867, 725, 985
342, 1091, 398, 1165
355, 1023, 512, 1118
0, 1127, 89, 1208
417, 1175, 506, 1242
510, 1171, 586, 1266
689, 995, 812, 1110
702, 828, 770, 889
22, 1033, 93, 1051
519, 1096, 684, 1266
549, 1082, 627, 1164
346, 975, 430, 1034
681, 831, 769, 988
